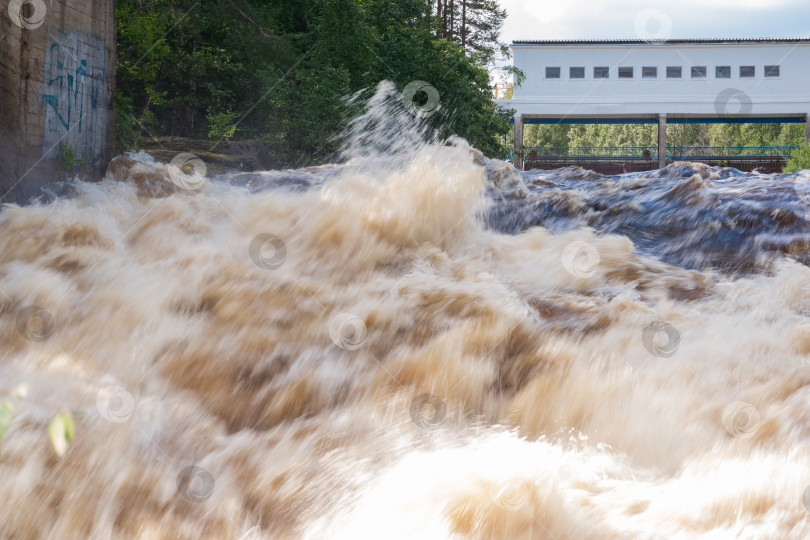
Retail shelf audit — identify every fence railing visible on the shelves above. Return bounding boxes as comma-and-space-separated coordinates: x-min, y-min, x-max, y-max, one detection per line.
517, 146, 799, 159
523, 146, 655, 158
666, 146, 798, 157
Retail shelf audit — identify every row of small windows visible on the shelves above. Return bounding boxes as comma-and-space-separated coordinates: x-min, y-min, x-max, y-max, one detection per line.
545, 65, 780, 79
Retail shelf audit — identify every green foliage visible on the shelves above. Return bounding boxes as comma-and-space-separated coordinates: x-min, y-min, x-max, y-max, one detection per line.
523, 122, 804, 152
0, 400, 13, 444
207, 109, 239, 140
114, 90, 140, 152
433, 0, 507, 65
668, 124, 711, 147
116, 0, 513, 163
776, 124, 807, 146
48, 411, 75, 458
784, 144, 810, 172
0, 384, 75, 457
58, 141, 83, 172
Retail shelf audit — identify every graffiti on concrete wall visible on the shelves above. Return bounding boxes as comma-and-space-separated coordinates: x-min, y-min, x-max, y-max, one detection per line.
41, 29, 107, 167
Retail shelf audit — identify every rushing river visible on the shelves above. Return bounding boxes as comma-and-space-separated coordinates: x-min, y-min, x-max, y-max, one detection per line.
2, 84, 810, 539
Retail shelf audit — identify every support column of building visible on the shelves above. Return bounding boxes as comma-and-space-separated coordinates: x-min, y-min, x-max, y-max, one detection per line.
514, 114, 524, 170
0, 0, 115, 202
657, 114, 667, 169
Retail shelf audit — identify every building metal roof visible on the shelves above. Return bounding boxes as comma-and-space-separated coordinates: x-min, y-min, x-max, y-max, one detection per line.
512, 38, 810, 45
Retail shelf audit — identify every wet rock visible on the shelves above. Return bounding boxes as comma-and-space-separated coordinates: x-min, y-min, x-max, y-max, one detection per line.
139, 137, 279, 174
484, 158, 524, 192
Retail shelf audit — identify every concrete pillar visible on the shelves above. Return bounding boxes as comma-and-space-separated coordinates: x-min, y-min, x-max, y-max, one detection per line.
0, 0, 116, 203
657, 114, 667, 169
514, 114, 523, 170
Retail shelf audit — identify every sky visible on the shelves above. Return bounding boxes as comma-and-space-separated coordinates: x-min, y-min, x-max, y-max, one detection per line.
498, 0, 810, 44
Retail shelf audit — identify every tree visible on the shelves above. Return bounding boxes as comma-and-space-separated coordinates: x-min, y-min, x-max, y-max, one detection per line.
523, 125, 572, 148
784, 143, 810, 171
433, 0, 506, 64
461, 0, 507, 63
116, 0, 515, 161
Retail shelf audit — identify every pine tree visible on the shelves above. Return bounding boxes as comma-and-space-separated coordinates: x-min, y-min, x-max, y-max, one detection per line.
461, 0, 506, 63
431, 0, 506, 64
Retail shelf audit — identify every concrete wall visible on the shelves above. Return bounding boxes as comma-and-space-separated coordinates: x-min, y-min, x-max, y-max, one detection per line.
0, 0, 115, 203
500, 41, 810, 119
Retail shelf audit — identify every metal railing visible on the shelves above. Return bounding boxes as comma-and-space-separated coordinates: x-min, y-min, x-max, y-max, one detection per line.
523, 146, 656, 158
517, 145, 799, 159
666, 145, 798, 157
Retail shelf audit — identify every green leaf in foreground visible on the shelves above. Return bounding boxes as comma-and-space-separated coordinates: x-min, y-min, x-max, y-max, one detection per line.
48, 411, 75, 457
0, 399, 13, 444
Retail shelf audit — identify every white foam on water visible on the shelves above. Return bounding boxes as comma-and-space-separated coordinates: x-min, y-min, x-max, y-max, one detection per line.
1, 82, 810, 539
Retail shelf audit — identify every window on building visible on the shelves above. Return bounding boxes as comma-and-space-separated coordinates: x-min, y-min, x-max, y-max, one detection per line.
740, 65, 755, 78
764, 65, 780, 77
666, 66, 682, 78
691, 66, 707, 78
545, 67, 561, 79
569, 67, 585, 79
618, 67, 634, 79
594, 66, 609, 79
716, 66, 731, 78
642, 66, 657, 79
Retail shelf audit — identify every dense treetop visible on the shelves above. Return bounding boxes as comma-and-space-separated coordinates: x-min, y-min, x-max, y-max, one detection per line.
115, 0, 515, 164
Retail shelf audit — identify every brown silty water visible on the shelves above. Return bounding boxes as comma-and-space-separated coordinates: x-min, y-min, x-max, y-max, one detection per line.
2, 83, 810, 539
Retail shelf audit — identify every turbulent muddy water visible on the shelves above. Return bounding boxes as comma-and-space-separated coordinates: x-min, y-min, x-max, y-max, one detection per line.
3, 85, 810, 539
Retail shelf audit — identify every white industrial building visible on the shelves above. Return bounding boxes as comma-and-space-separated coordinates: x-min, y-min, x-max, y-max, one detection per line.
494, 38, 810, 169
